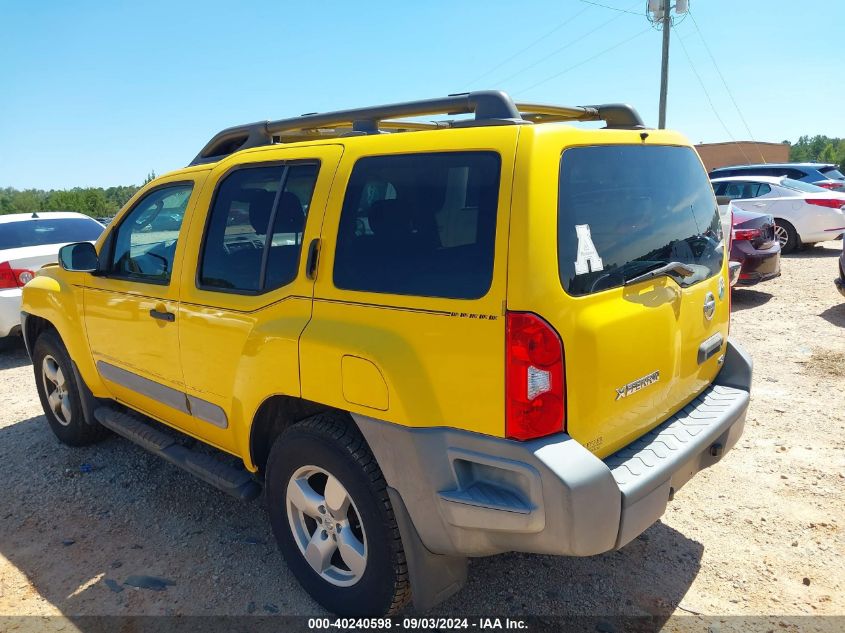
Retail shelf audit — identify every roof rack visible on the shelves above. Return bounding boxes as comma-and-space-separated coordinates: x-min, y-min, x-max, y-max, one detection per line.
189, 91, 645, 166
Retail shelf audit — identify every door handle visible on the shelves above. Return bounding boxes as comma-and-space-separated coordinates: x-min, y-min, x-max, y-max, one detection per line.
753, 202, 765, 207
306, 238, 320, 280
149, 309, 175, 322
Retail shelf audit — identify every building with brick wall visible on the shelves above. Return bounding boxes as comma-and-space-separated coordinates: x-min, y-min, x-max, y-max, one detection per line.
694, 141, 790, 172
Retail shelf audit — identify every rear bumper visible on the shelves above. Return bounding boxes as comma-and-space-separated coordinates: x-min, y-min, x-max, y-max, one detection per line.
0, 289, 23, 338
355, 340, 751, 558
731, 241, 781, 286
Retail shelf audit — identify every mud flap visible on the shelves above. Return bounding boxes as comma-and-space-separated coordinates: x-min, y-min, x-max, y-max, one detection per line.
387, 487, 467, 611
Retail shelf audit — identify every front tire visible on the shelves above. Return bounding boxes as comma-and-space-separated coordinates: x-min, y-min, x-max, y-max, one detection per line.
32, 330, 110, 446
265, 413, 410, 616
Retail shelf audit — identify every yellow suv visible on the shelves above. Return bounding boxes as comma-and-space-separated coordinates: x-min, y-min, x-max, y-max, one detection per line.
21, 91, 751, 615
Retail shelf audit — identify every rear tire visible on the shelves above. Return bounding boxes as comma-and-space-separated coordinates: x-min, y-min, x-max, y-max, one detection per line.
32, 330, 110, 446
774, 219, 800, 254
265, 412, 410, 616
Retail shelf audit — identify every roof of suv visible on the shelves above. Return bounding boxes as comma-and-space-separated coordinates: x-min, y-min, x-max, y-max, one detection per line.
710, 163, 836, 171
188, 90, 647, 167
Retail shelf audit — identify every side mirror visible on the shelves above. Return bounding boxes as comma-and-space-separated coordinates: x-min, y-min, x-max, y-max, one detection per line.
58, 242, 98, 272
728, 261, 742, 288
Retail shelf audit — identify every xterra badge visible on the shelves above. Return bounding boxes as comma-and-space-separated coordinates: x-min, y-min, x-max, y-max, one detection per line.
615, 370, 660, 400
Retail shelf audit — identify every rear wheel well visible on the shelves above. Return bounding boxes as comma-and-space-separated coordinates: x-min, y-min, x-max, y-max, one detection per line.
249, 395, 343, 476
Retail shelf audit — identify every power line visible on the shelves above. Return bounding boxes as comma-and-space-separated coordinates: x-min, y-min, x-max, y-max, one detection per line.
489, 0, 641, 90
578, 0, 644, 16
515, 27, 651, 96
672, 23, 752, 164
466, 6, 592, 87
687, 8, 763, 161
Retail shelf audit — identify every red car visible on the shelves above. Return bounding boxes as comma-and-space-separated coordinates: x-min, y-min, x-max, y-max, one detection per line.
730, 208, 781, 286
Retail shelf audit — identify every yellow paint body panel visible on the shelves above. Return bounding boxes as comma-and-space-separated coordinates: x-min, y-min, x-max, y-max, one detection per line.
507, 125, 729, 457
299, 127, 516, 436
21, 119, 729, 470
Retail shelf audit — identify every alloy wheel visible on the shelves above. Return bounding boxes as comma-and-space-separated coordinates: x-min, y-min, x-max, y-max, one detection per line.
42, 355, 72, 426
774, 224, 788, 248
286, 465, 368, 587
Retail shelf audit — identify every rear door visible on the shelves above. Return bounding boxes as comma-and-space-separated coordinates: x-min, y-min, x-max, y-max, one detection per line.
300, 128, 517, 435
510, 135, 730, 458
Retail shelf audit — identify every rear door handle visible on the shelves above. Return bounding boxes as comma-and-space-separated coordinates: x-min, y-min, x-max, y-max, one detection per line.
149, 309, 175, 322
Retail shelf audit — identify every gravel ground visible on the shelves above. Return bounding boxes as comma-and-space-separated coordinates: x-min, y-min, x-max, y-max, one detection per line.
0, 242, 843, 627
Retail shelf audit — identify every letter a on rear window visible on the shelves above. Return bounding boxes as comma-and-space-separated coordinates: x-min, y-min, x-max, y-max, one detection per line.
573, 224, 603, 275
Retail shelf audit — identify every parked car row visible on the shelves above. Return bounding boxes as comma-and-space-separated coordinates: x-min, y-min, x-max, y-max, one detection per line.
0, 212, 104, 344
709, 162, 845, 192
707, 162, 845, 294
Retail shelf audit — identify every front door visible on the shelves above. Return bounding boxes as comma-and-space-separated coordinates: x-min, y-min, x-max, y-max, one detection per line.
84, 175, 205, 427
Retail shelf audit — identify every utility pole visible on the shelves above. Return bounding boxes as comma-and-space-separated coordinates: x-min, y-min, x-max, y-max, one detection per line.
658, 0, 671, 129
650, 0, 687, 129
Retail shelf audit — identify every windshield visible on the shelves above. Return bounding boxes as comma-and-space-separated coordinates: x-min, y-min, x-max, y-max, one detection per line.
819, 166, 845, 180
0, 217, 104, 250
780, 178, 829, 193
558, 145, 723, 296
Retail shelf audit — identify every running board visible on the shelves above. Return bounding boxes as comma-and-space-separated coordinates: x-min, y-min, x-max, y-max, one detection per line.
94, 406, 261, 501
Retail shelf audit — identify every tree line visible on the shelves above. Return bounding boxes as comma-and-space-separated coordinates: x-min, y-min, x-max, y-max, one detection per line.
0, 172, 155, 218
785, 135, 845, 172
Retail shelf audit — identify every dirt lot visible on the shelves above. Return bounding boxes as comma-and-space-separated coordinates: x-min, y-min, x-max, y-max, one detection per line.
1, 242, 843, 628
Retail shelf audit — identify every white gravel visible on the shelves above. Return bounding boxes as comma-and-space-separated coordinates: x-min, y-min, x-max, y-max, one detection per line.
0, 241, 843, 624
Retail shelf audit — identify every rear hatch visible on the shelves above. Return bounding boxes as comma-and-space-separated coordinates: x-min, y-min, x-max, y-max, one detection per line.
538, 142, 729, 458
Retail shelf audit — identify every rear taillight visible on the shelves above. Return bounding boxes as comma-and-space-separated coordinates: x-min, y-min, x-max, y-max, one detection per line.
506, 312, 565, 441
0, 261, 35, 289
815, 182, 839, 190
806, 198, 845, 209
732, 228, 762, 241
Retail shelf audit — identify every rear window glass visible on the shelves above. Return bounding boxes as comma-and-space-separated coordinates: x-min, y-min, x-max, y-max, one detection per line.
558, 145, 723, 296
780, 178, 827, 193
333, 152, 501, 299
0, 217, 104, 250
819, 166, 845, 180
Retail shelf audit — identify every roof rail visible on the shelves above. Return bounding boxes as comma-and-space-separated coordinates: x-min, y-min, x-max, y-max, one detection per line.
189, 91, 646, 166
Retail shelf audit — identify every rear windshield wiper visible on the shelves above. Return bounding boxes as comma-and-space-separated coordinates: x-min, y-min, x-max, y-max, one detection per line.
624, 261, 695, 286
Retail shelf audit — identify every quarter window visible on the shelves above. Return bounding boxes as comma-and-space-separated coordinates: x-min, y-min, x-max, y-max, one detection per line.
199, 163, 318, 292
109, 184, 193, 283
333, 152, 501, 299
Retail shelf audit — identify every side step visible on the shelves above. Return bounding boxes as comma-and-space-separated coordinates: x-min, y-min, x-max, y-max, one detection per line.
94, 406, 261, 502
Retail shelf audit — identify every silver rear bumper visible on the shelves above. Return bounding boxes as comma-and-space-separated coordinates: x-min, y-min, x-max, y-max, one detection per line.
354, 339, 751, 558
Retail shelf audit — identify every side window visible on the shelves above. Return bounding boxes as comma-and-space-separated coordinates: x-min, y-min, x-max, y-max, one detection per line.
756, 183, 772, 197
713, 182, 727, 196
109, 184, 193, 283
199, 163, 319, 293
333, 151, 501, 299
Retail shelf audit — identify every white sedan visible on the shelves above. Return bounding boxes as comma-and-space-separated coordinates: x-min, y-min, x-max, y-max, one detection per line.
0, 212, 104, 345
712, 175, 845, 253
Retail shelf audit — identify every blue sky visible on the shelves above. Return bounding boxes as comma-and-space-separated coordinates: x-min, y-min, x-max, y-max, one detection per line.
2, 0, 843, 189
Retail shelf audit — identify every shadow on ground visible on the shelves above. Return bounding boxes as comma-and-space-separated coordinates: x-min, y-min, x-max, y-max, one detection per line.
819, 303, 845, 328
0, 339, 30, 370
787, 243, 843, 258
730, 288, 772, 312
0, 413, 704, 627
